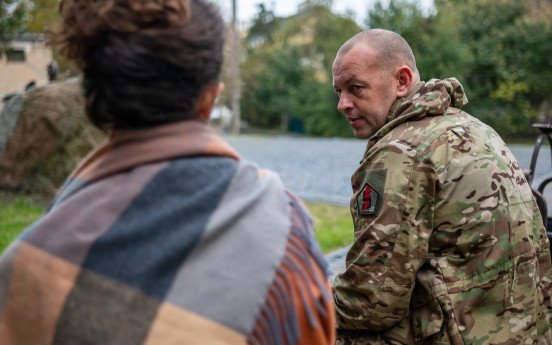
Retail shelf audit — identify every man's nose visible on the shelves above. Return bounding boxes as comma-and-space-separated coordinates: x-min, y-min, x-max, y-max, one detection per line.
337, 94, 353, 113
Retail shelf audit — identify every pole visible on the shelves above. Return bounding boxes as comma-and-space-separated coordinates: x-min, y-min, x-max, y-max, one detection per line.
230, 0, 241, 134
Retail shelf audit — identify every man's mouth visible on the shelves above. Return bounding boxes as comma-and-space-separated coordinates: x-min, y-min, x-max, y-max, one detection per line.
348, 117, 363, 128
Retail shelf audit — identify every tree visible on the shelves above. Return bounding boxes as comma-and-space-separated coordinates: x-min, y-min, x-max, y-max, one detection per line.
25, 0, 59, 33
241, 3, 360, 136
246, 3, 281, 47
366, 0, 552, 138
0, 0, 29, 44
366, 0, 474, 82
448, 0, 552, 136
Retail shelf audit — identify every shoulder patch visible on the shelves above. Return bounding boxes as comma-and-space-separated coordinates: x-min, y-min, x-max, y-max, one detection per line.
357, 169, 387, 217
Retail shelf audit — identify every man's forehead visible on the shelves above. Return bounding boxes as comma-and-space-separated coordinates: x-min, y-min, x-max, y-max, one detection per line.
333, 45, 378, 77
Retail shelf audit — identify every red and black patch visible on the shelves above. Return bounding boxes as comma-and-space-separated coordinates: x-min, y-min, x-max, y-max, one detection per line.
355, 169, 386, 217
357, 183, 380, 216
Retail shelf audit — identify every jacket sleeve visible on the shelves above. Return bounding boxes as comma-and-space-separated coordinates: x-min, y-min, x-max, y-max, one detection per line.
332, 144, 437, 331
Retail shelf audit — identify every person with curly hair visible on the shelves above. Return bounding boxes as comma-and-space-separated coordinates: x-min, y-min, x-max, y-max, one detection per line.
0, 1, 336, 344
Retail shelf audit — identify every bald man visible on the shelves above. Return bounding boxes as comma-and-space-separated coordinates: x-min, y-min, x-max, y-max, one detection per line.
331, 29, 552, 345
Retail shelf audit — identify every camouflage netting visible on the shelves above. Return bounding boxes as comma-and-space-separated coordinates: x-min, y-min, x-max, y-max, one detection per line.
0, 77, 106, 196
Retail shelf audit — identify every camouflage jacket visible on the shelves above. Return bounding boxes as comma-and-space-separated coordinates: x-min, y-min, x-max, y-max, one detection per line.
333, 78, 552, 345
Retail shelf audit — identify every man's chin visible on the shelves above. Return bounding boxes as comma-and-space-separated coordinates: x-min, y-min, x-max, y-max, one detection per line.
352, 129, 371, 140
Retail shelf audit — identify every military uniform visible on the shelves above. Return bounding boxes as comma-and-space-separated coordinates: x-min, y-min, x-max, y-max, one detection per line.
333, 78, 552, 344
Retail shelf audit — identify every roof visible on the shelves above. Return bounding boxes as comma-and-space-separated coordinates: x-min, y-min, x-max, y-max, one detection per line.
0, 33, 46, 43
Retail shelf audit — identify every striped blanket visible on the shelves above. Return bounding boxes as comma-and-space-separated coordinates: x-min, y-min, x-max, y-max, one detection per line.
0, 120, 335, 344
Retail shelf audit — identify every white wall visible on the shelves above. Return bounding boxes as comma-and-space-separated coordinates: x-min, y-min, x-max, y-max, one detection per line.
0, 40, 53, 100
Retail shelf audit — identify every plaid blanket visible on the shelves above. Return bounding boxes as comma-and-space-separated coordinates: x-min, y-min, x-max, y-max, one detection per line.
0, 120, 335, 344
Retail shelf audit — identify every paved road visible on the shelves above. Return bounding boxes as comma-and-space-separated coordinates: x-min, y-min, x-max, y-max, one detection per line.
225, 134, 552, 207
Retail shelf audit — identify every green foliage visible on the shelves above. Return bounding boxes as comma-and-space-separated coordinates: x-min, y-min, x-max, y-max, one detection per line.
246, 3, 282, 46
242, 47, 305, 129
446, 0, 550, 136
0, 194, 44, 254
26, 0, 59, 33
367, 0, 427, 37
498, 20, 552, 105
241, 3, 360, 137
365, 0, 552, 138
0, 0, 29, 41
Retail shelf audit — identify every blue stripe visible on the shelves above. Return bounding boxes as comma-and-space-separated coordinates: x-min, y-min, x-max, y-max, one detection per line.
81, 157, 237, 299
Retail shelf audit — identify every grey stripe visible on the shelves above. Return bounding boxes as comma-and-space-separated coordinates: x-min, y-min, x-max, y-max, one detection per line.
0, 240, 22, 317
25, 162, 167, 265
164, 161, 290, 334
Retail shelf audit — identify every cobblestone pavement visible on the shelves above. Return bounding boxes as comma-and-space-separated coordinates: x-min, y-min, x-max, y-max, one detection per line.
225, 135, 367, 205
224, 134, 552, 275
225, 134, 552, 206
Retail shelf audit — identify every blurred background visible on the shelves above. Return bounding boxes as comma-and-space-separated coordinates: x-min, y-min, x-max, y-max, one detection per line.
2, 0, 552, 137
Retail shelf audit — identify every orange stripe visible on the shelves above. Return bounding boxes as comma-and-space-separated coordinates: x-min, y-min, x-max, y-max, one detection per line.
0, 243, 80, 345
249, 232, 335, 344
144, 303, 247, 345
285, 252, 335, 345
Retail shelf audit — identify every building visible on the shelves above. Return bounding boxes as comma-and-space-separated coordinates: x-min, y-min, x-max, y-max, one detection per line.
0, 34, 53, 101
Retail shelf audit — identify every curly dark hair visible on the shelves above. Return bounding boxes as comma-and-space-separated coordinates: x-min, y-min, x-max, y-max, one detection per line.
50, 0, 225, 129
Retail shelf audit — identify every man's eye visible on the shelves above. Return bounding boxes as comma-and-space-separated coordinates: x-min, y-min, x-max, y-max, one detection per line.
351, 85, 362, 92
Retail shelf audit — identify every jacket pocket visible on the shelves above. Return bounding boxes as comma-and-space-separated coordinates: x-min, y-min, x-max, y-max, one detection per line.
410, 285, 444, 343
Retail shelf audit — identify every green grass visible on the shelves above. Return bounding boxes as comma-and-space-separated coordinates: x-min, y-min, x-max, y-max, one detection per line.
0, 194, 45, 253
306, 201, 354, 253
0, 195, 354, 255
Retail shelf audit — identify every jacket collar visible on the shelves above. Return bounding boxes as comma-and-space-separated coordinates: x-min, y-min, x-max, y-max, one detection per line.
367, 77, 468, 149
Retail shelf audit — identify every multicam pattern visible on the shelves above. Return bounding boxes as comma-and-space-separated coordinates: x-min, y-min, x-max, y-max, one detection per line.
333, 78, 552, 344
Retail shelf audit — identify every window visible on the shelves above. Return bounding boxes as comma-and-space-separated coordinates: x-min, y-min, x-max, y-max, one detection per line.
6, 49, 26, 62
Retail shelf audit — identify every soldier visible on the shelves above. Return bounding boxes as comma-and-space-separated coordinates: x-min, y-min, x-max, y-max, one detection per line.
331, 29, 552, 344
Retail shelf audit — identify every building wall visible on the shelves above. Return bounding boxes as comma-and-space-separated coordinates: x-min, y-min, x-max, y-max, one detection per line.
0, 40, 53, 100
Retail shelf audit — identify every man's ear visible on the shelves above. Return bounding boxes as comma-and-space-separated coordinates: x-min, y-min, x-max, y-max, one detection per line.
195, 82, 225, 121
395, 66, 413, 98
